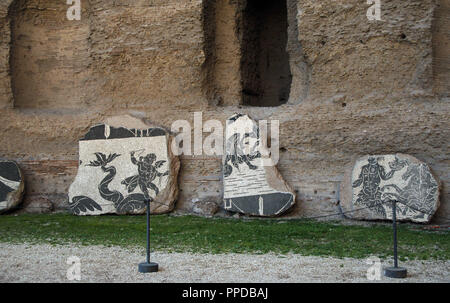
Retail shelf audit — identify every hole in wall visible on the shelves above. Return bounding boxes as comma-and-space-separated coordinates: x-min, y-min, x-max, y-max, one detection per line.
203, 0, 299, 107
241, 0, 292, 107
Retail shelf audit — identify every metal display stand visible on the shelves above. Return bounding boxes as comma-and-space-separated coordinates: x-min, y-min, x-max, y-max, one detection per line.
384, 200, 407, 279
138, 199, 159, 273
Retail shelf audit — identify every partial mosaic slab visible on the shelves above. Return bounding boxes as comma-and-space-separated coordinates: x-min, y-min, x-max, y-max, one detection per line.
340, 154, 440, 223
0, 160, 24, 214
68, 115, 180, 216
222, 114, 295, 217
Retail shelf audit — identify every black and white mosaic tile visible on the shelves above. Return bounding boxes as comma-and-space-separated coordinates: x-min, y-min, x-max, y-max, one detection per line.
340, 154, 440, 223
222, 114, 295, 217
0, 160, 24, 213
68, 123, 174, 215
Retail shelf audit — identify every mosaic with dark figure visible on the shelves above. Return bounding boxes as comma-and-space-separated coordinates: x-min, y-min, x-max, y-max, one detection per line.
69, 151, 167, 215
223, 121, 261, 178
222, 114, 295, 217
352, 157, 406, 217
352, 156, 438, 220
122, 151, 169, 200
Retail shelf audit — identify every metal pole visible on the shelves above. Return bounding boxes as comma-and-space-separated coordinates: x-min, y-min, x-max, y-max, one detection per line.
392, 200, 398, 268
146, 199, 150, 264
384, 200, 407, 279
138, 198, 159, 273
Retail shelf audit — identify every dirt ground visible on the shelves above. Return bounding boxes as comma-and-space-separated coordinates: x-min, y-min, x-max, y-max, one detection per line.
0, 243, 448, 283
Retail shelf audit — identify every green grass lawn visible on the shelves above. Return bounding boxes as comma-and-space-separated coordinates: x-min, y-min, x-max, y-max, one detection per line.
0, 214, 448, 260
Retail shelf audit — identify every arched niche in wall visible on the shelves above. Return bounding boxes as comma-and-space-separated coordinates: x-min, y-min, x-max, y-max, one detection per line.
203, 0, 307, 107
8, 0, 92, 109
240, 0, 292, 107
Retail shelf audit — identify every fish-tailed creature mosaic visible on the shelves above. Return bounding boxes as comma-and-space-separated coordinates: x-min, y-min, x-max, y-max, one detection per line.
352, 157, 406, 217
223, 122, 261, 178
69, 151, 168, 215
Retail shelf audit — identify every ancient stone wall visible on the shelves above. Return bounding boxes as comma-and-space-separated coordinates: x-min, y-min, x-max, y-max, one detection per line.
0, 0, 13, 109
0, 0, 448, 222
7, 0, 91, 109
433, 0, 450, 97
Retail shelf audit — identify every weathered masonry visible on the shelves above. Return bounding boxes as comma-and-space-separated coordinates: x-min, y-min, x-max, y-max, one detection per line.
0, 0, 448, 222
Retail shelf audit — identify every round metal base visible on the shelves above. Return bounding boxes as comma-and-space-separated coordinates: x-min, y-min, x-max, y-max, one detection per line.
138, 262, 159, 273
384, 267, 407, 279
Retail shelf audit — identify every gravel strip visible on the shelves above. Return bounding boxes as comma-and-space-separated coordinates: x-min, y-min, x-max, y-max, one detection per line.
0, 243, 448, 283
